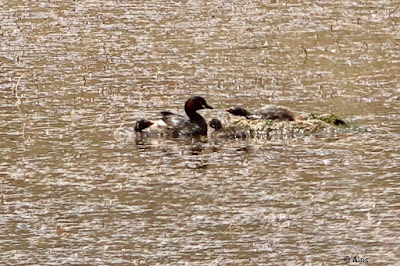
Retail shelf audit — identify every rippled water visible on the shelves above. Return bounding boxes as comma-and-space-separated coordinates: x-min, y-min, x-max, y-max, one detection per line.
1, 0, 399, 264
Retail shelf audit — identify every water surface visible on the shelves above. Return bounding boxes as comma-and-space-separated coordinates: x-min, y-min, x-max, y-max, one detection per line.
1, 0, 399, 264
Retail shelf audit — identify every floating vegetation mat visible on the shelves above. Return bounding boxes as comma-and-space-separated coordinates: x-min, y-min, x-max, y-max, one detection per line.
212, 113, 349, 139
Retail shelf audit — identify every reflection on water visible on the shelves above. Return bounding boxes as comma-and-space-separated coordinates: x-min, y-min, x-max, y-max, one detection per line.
1, 0, 399, 264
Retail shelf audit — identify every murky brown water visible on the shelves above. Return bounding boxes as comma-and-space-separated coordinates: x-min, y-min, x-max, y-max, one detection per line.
1, 0, 399, 264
